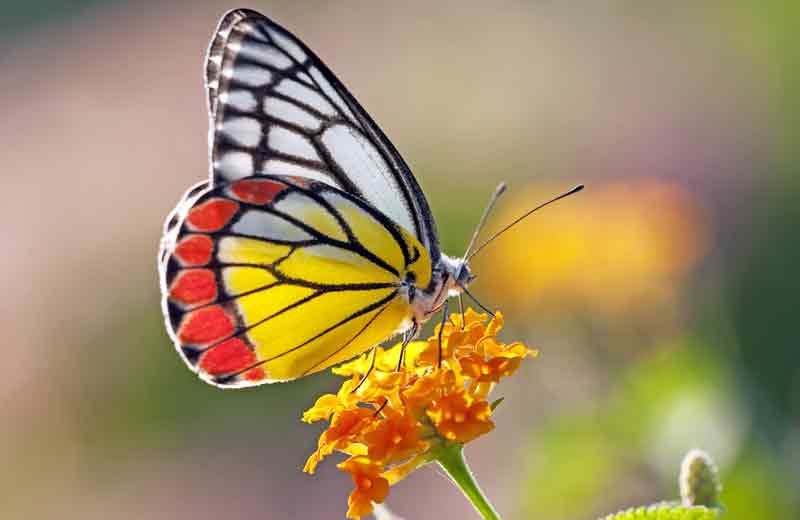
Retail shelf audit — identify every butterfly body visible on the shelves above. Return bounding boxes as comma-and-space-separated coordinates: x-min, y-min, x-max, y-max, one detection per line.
159, 9, 473, 387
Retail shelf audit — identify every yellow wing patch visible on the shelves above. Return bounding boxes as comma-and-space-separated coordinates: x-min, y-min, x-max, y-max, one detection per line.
278, 245, 397, 286
235, 283, 318, 327
247, 288, 406, 380
217, 236, 291, 264
222, 266, 277, 294
273, 191, 348, 242
322, 191, 406, 272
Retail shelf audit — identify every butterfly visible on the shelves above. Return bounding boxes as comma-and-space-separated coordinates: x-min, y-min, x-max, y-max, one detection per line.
159, 8, 580, 388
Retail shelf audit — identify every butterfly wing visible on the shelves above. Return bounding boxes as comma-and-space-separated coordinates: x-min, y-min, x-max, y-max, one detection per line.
205, 8, 441, 266
159, 175, 432, 387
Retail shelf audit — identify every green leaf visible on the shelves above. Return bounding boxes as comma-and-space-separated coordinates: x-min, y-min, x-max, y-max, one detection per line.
490, 397, 504, 411
599, 504, 721, 520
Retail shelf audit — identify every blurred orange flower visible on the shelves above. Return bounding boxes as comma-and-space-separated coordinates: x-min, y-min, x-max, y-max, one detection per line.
485, 179, 710, 320
302, 308, 536, 519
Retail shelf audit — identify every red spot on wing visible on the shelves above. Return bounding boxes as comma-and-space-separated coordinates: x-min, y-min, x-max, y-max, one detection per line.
178, 305, 234, 344
286, 176, 311, 187
244, 366, 267, 382
187, 198, 239, 231
199, 338, 256, 375
230, 179, 286, 205
169, 269, 217, 305
174, 235, 213, 265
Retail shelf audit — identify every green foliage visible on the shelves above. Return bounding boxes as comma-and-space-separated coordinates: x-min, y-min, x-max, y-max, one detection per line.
599, 504, 720, 520
518, 416, 619, 518
720, 446, 795, 520
517, 341, 737, 519
489, 397, 504, 411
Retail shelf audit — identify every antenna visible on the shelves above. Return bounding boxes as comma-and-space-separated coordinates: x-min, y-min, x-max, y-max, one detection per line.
466, 184, 584, 261
462, 182, 507, 260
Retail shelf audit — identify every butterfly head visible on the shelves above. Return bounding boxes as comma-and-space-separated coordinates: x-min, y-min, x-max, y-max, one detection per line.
420, 183, 586, 321
452, 258, 476, 290
438, 254, 475, 297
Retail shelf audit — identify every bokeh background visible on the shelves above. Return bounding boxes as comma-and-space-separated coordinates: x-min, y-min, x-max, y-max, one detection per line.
1, 2, 796, 519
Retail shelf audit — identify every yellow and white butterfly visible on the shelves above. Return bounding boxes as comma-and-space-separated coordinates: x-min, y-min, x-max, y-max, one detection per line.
159, 8, 580, 388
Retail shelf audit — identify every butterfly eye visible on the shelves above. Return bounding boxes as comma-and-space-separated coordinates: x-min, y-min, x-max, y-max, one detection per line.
455, 263, 475, 286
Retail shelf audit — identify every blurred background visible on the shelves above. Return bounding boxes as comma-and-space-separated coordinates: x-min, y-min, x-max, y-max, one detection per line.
1, 1, 796, 519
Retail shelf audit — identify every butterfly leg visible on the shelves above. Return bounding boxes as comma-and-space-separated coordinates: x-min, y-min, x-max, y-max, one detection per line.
396, 319, 419, 371
351, 347, 377, 393
457, 293, 465, 329
463, 287, 495, 318
373, 398, 388, 417
437, 298, 449, 368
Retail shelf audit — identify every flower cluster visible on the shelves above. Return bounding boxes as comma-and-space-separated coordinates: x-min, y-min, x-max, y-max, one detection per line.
302, 308, 536, 519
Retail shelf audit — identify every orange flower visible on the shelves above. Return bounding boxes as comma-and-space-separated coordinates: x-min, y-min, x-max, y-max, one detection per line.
302, 307, 534, 518
426, 390, 495, 442
459, 340, 532, 384
301, 393, 343, 423
302, 376, 361, 424
414, 308, 489, 367
402, 368, 458, 413
362, 405, 427, 463
338, 456, 390, 519
304, 407, 373, 474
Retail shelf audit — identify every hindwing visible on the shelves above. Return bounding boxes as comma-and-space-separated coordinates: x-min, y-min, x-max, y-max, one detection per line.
159, 175, 431, 387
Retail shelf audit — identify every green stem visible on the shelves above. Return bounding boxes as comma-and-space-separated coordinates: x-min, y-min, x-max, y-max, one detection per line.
433, 443, 502, 520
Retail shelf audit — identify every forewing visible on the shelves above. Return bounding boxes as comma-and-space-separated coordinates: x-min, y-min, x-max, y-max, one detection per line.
205, 8, 441, 263
159, 175, 431, 387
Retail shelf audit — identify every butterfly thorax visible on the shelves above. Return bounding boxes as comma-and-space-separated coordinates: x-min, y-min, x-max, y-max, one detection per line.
406, 254, 472, 325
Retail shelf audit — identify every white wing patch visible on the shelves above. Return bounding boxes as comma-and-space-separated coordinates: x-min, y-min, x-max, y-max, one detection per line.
268, 126, 320, 162
308, 66, 359, 124
239, 40, 294, 69
261, 160, 331, 184
264, 26, 307, 63
297, 70, 314, 85
224, 64, 272, 87
220, 117, 262, 147
263, 97, 322, 131
216, 151, 254, 179
320, 124, 414, 234
274, 79, 337, 117
222, 90, 257, 112
232, 210, 314, 242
